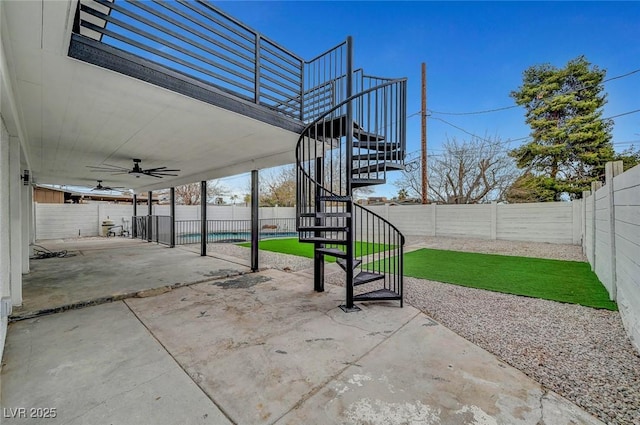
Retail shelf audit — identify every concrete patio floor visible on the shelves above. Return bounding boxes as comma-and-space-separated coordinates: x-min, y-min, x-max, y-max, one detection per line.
11, 238, 252, 320
1, 240, 604, 424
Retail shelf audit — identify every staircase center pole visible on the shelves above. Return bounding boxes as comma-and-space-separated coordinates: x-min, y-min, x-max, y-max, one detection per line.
314, 157, 325, 292
345, 36, 355, 310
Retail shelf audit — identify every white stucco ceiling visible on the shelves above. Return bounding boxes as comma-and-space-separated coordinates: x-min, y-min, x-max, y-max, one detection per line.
2, 0, 301, 193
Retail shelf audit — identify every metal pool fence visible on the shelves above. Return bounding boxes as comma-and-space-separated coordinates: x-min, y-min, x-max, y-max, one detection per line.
174, 218, 297, 245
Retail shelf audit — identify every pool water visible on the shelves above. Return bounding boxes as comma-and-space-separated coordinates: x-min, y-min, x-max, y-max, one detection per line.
178, 231, 298, 244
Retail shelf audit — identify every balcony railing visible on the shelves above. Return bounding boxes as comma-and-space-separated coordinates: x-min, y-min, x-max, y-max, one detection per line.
74, 1, 374, 124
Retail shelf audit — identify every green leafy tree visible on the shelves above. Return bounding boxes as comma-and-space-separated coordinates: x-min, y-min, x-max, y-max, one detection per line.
505, 172, 557, 203
614, 145, 640, 171
510, 56, 614, 200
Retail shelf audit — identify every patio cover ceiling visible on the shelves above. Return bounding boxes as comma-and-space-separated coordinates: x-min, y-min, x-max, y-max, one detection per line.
1, 1, 302, 193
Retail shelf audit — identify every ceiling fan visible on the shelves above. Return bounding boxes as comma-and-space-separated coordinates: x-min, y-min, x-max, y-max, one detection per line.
91, 180, 125, 191
87, 159, 180, 178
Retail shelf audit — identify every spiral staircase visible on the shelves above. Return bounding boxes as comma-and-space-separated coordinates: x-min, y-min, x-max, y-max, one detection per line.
296, 43, 407, 311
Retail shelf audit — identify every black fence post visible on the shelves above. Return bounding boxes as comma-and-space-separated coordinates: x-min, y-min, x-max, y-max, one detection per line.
132, 194, 137, 238
251, 170, 259, 271
200, 181, 207, 256
170, 187, 175, 248
147, 191, 153, 243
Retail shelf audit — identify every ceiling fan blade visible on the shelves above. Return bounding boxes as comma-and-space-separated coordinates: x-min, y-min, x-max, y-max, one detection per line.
90, 171, 130, 176
149, 172, 179, 177
144, 173, 164, 178
86, 164, 130, 171
145, 167, 181, 173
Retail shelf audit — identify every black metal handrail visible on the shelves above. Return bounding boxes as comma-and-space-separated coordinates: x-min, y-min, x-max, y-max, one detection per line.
295, 78, 408, 197
295, 68, 407, 307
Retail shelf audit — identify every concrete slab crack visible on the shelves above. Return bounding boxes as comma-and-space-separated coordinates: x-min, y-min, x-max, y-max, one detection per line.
269, 309, 421, 425
122, 300, 238, 425
537, 389, 549, 425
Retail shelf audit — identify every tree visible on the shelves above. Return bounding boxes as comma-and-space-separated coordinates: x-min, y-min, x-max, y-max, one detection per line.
395, 135, 518, 204
397, 188, 408, 201
260, 165, 296, 207
614, 145, 640, 171
505, 172, 557, 203
158, 180, 227, 205
510, 56, 614, 200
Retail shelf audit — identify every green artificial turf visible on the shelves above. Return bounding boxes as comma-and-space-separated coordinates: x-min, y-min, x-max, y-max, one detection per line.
238, 238, 391, 263
401, 248, 617, 310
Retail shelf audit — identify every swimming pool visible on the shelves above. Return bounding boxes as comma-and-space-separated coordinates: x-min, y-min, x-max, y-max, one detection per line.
176, 231, 298, 245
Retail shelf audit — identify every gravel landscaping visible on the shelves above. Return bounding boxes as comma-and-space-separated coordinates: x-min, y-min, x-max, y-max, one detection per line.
211, 236, 640, 425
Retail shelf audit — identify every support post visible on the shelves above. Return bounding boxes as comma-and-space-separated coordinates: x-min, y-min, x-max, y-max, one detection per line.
340, 35, 358, 312
9, 137, 22, 306
421, 62, 428, 204
490, 201, 497, 240
21, 182, 30, 273
132, 194, 137, 238
251, 170, 259, 271
170, 187, 175, 248
0, 123, 11, 304
200, 181, 207, 256
314, 157, 324, 292
582, 190, 590, 256
590, 181, 602, 271
147, 191, 152, 242
605, 161, 623, 301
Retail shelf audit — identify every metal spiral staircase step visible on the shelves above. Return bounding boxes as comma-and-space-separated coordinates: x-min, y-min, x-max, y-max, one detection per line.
298, 225, 348, 232
299, 237, 348, 244
352, 141, 401, 151
318, 195, 352, 202
352, 162, 405, 175
300, 212, 351, 218
351, 178, 386, 188
353, 271, 385, 286
354, 289, 402, 301
308, 115, 385, 142
336, 258, 362, 271
315, 247, 348, 258
352, 151, 404, 162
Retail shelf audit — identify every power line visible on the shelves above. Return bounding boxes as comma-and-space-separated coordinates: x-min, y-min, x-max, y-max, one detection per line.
604, 109, 640, 120
429, 116, 527, 147
427, 67, 640, 116
429, 105, 519, 116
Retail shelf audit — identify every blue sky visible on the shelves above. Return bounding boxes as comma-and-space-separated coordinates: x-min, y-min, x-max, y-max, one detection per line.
211, 1, 640, 199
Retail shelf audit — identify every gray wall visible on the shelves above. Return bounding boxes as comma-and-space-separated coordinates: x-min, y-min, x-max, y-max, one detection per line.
364, 201, 582, 245
35, 204, 297, 240
583, 162, 640, 352
35, 202, 582, 245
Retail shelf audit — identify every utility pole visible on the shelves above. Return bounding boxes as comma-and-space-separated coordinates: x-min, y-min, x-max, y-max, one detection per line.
421, 62, 428, 204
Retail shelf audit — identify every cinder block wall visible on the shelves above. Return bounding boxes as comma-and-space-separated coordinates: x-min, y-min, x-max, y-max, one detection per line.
583, 163, 640, 352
